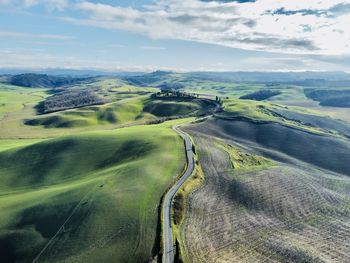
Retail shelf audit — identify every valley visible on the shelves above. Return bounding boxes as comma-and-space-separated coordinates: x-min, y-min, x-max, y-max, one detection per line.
1, 71, 350, 263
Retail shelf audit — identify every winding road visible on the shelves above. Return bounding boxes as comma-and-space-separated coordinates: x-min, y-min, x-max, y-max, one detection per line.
162, 124, 195, 263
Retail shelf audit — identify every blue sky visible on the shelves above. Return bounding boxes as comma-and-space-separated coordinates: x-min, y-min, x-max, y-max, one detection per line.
0, 0, 349, 72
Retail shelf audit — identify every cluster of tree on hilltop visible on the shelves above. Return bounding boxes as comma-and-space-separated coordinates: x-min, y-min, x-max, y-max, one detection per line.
153, 89, 198, 99
215, 96, 224, 105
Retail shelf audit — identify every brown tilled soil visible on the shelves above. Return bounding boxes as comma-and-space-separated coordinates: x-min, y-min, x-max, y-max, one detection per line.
181, 120, 350, 263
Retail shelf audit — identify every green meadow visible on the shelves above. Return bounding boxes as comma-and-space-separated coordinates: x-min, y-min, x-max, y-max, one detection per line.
0, 121, 186, 262
0, 83, 206, 139
0, 79, 197, 262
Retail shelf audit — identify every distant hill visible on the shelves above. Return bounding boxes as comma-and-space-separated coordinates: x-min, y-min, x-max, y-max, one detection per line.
125, 71, 350, 87
188, 71, 350, 84
0, 68, 144, 77
124, 70, 176, 86
5, 73, 93, 88
305, 89, 350, 108
3, 71, 350, 89
240, 89, 281, 101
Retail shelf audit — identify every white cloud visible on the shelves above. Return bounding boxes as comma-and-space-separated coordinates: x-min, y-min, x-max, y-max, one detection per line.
0, 31, 74, 40
240, 56, 350, 72
28, 0, 68, 9
141, 46, 167, 50
0, 0, 69, 10
1, 47, 350, 72
65, 0, 350, 55
0, 48, 184, 72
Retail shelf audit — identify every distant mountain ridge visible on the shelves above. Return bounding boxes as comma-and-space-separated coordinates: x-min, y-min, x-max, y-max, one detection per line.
188, 71, 350, 82
0, 68, 145, 77
2, 71, 350, 89
1, 73, 93, 89
124, 70, 350, 87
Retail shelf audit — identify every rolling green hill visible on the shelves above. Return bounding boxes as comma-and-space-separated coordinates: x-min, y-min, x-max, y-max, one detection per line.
25, 97, 153, 129
0, 120, 186, 262
0, 80, 210, 138
2, 72, 350, 263
24, 96, 213, 130
143, 97, 215, 117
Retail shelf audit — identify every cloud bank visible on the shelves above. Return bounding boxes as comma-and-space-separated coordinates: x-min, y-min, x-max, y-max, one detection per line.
0, 0, 68, 10
1, 0, 349, 71
59, 0, 350, 55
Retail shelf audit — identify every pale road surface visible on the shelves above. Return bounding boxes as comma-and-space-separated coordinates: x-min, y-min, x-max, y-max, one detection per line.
162, 124, 195, 263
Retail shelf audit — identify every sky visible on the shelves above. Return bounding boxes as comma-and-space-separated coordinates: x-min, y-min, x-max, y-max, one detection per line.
0, 0, 349, 72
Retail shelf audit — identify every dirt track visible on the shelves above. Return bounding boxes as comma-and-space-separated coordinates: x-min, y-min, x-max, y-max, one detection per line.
181, 119, 350, 262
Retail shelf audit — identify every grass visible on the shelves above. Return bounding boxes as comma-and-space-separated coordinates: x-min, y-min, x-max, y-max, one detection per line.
0, 83, 206, 139
0, 139, 46, 152
15, 96, 212, 140
109, 85, 158, 93
219, 98, 344, 137
144, 98, 201, 117
0, 120, 186, 262
23, 96, 202, 131
222, 99, 276, 120
173, 163, 205, 263
0, 80, 160, 138
184, 81, 266, 98
266, 85, 308, 103
25, 96, 156, 129
0, 85, 47, 120
221, 98, 324, 121
3, 76, 350, 263
215, 140, 276, 174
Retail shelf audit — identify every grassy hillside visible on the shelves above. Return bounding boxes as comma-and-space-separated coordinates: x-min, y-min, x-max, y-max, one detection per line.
25, 97, 154, 129
0, 85, 47, 120
0, 82, 186, 138
0, 120, 186, 262
218, 99, 350, 138
215, 140, 275, 173
143, 97, 215, 117
272, 108, 350, 138
2, 72, 350, 263
23, 96, 211, 131
144, 99, 199, 117
0, 77, 197, 262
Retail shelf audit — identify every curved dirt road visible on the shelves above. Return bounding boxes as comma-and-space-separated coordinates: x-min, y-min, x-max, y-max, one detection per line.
162, 125, 195, 263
